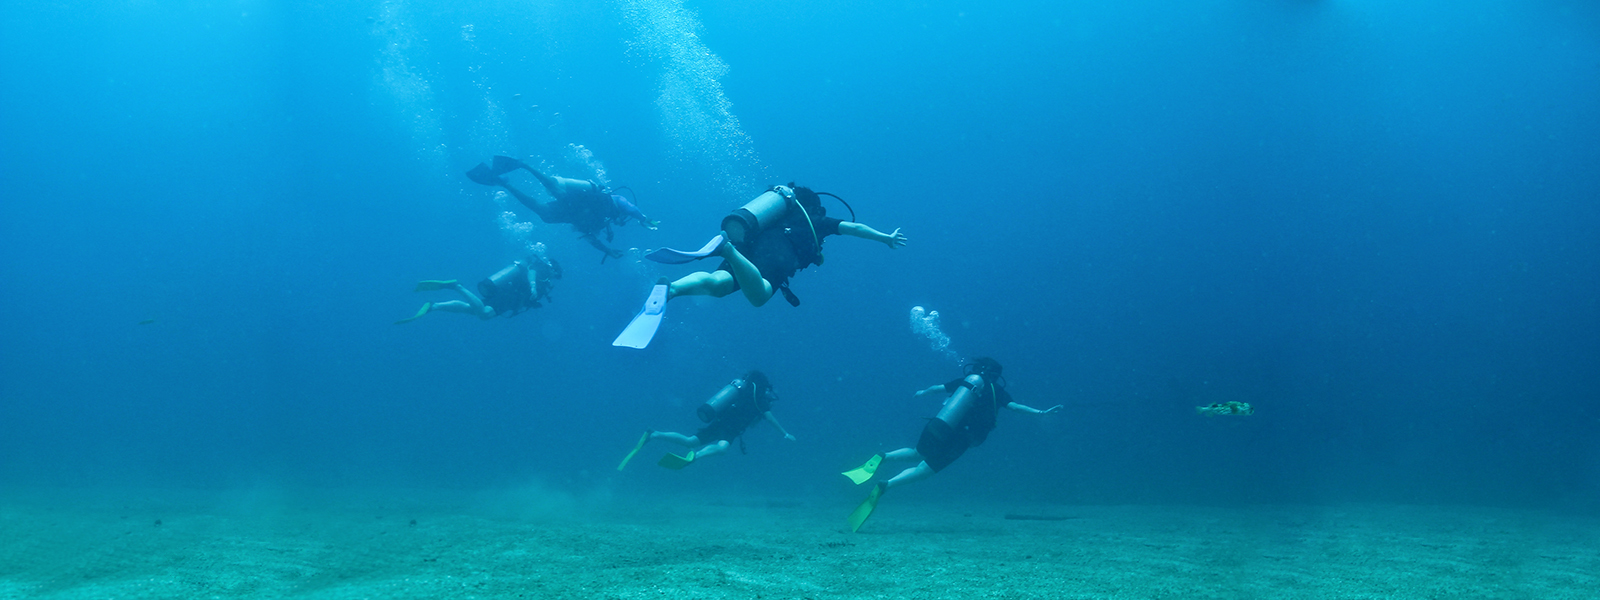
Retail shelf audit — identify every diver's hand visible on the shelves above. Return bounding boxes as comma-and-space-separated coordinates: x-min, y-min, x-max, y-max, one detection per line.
884, 228, 908, 249
643, 218, 660, 231
784, 433, 797, 442
913, 385, 941, 399
1042, 404, 1063, 414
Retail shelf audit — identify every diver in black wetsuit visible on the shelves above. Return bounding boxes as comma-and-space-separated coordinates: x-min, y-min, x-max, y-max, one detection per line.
394, 253, 562, 323
664, 184, 906, 307
839, 358, 1062, 531
616, 370, 797, 471
468, 155, 657, 260
611, 183, 908, 349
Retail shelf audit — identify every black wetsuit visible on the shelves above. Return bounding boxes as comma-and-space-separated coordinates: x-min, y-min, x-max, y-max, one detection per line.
553, 186, 623, 235
504, 179, 642, 242
720, 212, 843, 296
916, 379, 1010, 472
696, 385, 772, 445
481, 258, 561, 316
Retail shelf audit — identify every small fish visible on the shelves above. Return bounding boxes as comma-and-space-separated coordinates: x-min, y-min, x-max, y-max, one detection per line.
1196, 401, 1253, 416
138, 318, 156, 325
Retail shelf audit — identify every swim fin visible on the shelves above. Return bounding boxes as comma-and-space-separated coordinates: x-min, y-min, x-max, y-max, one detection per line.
842, 454, 883, 485
491, 155, 526, 174
644, 235, 725, 265
847, 482, 887, 533
466, 163, 504, 186
413, 280, 458, 292
393, 302, 432, 324
612, 282, 669, 349
617, 431, 652, 471
657, 450, 695, 470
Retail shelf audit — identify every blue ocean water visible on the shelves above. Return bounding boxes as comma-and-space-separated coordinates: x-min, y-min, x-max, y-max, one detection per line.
1, 0, 1596, 512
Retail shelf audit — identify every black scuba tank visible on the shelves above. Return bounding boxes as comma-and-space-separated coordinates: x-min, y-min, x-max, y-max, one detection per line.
721, 186, 796, 246
478, 261, 531, 310
933, 373, 988, 428
698, 378, 746, 422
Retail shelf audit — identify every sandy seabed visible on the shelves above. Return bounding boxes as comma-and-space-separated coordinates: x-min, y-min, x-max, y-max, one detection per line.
1, 490, 1594, 600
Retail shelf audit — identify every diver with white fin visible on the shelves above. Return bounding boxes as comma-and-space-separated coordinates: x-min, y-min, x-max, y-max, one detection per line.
616, 370, 796, 471
467, 155, 658, 261
394, 254, 562, 323
612, 183, 906, 348
839, 358, 1062, 532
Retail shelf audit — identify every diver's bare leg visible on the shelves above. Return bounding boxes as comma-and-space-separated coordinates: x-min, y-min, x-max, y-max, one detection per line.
666, 271, 738, 301
651, 432, 700, 448
693, 440, 733, 460
715, 236, 775, 306
448, 282, 490, 314
499, 181, 556, 221
882, 448, 924, 464
523, 165, 592, 198
430, 300, 494, 320
884, 462, 936, 490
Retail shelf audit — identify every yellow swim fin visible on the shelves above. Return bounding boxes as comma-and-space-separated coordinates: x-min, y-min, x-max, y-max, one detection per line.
841, 454, 883, 485
413, 280, 458, 292
847, 482, 887, 533
393, 302, 432, 324
657, 450, 695, 470
617, 431, 651, 471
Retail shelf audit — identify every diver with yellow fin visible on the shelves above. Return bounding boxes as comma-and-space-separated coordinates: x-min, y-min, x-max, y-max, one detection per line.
841, 358, 1062, 532
617, 370, 796, 471
395, 253, 561, 323
612, 184, 906, 349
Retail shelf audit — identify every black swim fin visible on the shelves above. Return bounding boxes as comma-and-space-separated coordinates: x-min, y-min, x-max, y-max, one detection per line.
491, 155, 527, 174
466, 163, 503, 186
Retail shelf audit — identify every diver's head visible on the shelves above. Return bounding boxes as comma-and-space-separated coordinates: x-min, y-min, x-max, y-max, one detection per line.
743, 369, 772, 399
964, 357, 1003, 382
788, 183, 825, 217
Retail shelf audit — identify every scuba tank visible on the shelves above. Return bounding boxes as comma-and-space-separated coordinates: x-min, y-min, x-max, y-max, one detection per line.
721, 186, 796, 245
698, 378, 747, 423
478, 260, 532, 312
932, 373, 988, 428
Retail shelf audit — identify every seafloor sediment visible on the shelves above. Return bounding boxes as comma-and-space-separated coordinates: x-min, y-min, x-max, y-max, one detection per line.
1, 491, 1594, 599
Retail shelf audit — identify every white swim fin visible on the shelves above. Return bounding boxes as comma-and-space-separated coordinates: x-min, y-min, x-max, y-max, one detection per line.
612, 283, 668, 349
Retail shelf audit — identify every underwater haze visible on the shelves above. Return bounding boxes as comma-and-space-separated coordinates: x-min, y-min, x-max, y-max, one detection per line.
2, 0, 1600, 595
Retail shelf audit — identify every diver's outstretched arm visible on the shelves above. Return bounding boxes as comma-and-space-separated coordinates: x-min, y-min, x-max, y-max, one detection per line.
840, 222, 908, 249
581, 234, 625, 260
612, 195, 658, 229
1006, 402, 1063, 415
912, 384, 947, 399
762, 411, 797, 441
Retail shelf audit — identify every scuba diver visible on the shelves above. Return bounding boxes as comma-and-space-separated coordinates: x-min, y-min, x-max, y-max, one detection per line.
467, 155, 658, 261
612, 183, 907, 348
839, 358, 1062, 532
616, 370, 797, 471
394, 253, 562, 323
